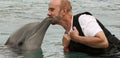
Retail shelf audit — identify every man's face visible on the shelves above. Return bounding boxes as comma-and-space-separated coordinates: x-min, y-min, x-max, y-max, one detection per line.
48, 0, 62, 25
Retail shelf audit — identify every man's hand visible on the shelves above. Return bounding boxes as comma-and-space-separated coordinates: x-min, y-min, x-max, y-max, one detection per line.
62, 34, 71, 46
62, 33, 71, 52
70, 27, 79, 42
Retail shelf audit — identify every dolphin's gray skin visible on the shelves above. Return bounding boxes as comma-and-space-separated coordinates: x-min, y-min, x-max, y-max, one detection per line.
5, 17, 51, 51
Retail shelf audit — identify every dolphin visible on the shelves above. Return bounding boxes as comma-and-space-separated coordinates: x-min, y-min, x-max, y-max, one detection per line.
5, 17, 51, 51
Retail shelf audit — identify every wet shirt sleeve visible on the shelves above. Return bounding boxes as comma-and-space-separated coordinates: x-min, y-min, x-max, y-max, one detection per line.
78, 14, 103, 36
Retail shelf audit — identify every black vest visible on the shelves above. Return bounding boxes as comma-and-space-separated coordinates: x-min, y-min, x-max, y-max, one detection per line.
68, 12, 120, 54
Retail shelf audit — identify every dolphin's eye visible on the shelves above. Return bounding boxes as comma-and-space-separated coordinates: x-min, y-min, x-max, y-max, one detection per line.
18, 41, 23, 46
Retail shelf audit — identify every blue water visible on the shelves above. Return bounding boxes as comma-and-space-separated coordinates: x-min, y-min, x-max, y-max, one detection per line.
0, 0, 120, 58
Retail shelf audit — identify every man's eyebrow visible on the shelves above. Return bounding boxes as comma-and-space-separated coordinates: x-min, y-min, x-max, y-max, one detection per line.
48, 8, 55, 11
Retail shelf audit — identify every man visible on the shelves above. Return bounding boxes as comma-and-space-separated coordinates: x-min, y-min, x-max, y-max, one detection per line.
48, 0, 120, 54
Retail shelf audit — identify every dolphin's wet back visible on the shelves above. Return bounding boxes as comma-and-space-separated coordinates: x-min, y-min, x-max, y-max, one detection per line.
5, 17, 52, 51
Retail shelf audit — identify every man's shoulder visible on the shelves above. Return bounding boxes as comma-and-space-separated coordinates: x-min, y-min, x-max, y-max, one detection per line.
73, 12, 94, 21
74, 12, 92, 17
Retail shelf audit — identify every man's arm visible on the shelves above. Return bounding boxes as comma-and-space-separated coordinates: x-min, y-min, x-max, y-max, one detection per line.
70, 27, 109, 48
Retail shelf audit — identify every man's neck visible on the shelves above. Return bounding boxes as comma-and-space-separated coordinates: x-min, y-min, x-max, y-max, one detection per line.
62, 14, 72, 33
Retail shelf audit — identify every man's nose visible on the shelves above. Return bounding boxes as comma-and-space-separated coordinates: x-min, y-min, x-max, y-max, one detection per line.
47, 11, 52, 17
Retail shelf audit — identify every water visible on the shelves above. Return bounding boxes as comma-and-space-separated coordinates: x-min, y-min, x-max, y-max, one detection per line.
0, 0, 120, 58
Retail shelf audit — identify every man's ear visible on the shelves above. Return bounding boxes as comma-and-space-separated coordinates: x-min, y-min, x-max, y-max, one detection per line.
61, 8, 67, 16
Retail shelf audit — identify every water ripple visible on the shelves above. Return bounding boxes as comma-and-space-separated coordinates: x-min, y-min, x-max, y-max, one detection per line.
0, 33, 9, 35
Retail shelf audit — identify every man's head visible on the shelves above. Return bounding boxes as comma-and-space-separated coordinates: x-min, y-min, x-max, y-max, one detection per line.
48, 0, 72, 25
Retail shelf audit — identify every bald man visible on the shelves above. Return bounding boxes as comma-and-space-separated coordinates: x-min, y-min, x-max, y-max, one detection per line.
48, 0, 120, 54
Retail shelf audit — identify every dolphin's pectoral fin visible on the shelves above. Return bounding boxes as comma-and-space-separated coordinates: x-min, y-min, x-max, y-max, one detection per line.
4, 38, 9, 45
5, 37, 13, 45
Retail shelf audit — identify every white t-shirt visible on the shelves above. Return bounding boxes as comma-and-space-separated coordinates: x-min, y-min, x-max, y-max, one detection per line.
78, 14, 103, 36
